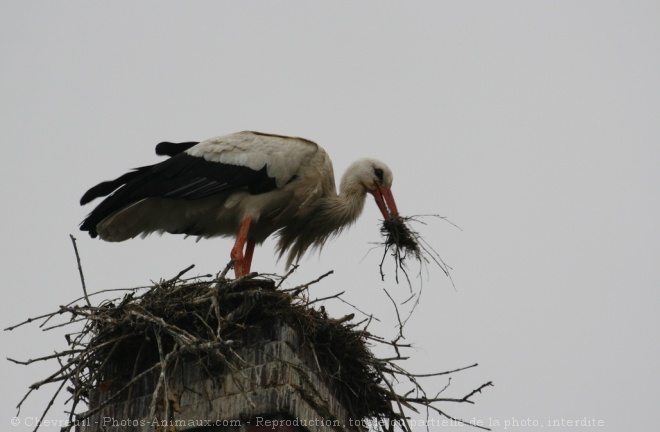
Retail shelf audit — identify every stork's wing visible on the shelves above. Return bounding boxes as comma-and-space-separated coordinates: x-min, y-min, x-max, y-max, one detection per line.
80, 131, 320, 238
80, 141, 200, 205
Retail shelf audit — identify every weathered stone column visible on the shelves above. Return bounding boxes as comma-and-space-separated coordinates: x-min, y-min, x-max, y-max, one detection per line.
79, 319, 362, 432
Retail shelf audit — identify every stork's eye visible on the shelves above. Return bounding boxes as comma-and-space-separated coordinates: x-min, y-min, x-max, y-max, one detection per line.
374, 168, 384, 182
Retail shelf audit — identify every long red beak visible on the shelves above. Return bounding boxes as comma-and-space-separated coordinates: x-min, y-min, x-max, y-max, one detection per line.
371, 183, 399, 220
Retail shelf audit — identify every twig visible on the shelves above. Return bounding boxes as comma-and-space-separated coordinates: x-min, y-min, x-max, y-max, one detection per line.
383, 288, 405, 339
275, 264, 299, 289
283, 269, 333, 294
7, 349, 83, 365
412, 363, 479, 377
335, 296, 381, 324
462, 381, 494, 401
306, 291, 344, 306
29, 376, 68, 432
69, 235, 91, 308
216, 260, 234, 279
164, 264, 195, 285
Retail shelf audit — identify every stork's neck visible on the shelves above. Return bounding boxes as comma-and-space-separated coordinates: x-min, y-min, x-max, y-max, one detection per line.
276, 169, 370, 268
321, 178, 367, 229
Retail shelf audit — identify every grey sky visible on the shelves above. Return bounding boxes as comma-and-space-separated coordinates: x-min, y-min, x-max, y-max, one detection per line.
2, 2, 659, 431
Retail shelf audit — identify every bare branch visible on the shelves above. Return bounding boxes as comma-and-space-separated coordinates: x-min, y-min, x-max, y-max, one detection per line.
69, 235, 91, 308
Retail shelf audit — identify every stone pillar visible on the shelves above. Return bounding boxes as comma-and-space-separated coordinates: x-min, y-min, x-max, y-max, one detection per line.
79, 319, 363, 432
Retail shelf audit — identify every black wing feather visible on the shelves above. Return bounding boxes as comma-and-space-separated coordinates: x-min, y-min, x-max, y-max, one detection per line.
81, 141, 201, 205
80, 152, 279, 237
155, 141, 200, 157
80, 168, 148, 205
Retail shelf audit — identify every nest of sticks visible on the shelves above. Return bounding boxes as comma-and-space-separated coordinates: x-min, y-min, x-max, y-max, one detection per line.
8, 252, 491, 432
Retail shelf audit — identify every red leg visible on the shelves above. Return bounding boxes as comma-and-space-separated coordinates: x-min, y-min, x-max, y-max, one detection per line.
230, 216, 252, 277
243, 239, 256, 274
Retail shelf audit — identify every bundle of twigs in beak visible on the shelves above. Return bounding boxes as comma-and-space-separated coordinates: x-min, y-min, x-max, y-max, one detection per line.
381, 216, 422, 261
379, 214, 454, 286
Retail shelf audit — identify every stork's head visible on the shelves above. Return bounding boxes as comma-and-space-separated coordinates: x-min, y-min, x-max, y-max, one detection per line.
344, 158, 399, 220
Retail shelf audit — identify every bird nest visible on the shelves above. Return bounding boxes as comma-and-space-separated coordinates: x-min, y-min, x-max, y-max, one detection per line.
8, 259, 491, 432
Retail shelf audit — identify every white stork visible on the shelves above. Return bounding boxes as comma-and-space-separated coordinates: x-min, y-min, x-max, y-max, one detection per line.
80, 131, 399, 277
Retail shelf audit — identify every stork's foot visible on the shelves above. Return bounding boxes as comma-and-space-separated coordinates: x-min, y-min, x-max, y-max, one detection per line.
231, 242, 256, 277
230, 250, 248, 278
233, 261, 247, 278
234, 262, 248, 278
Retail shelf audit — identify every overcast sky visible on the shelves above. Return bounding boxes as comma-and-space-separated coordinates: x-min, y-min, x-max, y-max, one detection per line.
2, 2, 659, 431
